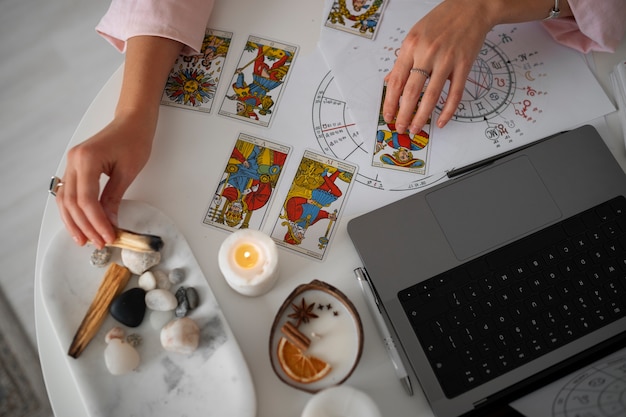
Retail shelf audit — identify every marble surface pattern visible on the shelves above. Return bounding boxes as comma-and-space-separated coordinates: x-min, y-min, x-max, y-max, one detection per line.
0, 0, 123, 413
40, 200, 255, 417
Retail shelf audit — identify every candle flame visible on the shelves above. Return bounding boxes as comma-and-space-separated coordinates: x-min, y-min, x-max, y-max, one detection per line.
233, 242, 260, 269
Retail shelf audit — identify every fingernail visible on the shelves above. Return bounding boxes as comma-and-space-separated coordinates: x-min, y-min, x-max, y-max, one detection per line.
383, 113, 394, 122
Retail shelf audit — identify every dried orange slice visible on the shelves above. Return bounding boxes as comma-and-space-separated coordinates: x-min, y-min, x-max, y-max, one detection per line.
277, 337, 331, 384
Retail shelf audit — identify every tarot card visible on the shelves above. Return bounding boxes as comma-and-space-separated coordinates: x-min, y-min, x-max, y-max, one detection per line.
203, 133, 291, 232
325, 0, 388, 40
161, 28, 233, 113
270, 150, 358, 261
372, 84, 432, 175
218, 35, 299, 127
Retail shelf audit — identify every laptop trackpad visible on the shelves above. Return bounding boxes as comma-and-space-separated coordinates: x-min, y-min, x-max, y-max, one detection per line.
426, 156, 561, 260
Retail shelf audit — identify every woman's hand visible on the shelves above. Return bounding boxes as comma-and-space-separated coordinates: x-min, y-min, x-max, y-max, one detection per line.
382, 0, 495, 135
55, 35, 185, 248
56, 111, 155, 248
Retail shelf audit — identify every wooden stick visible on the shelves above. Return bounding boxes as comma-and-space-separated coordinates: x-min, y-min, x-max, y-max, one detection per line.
107, 228, 164, 252
68, 263, 132, 359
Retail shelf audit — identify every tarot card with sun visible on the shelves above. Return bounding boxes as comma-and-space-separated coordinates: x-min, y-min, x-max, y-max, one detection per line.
203, 132, 292, 232
269, 150, 357, 261
218, 35, 299, 128
161, 28, 233, 113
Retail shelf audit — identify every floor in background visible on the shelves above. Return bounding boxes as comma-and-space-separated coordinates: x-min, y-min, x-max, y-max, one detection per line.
0, 288, 51, 417
0, 0, 123, 413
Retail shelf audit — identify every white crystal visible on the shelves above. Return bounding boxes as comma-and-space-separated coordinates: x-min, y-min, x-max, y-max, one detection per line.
104, 339, 140, 375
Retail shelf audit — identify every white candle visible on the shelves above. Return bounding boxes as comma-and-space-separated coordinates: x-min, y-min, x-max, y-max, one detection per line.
301, 386, 382, 417
271, 282, 364, 393
300, 299, 360, 378
218, 229, 279, 296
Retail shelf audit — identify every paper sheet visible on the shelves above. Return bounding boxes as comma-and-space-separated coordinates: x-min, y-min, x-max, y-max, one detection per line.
317, 0, 615, 190
511, 347, 626, 417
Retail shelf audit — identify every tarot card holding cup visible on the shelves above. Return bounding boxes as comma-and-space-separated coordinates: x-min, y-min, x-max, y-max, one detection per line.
161, 28, 233, 113
203, 133, 291, 232
270, 150, 358, 261
372, 84, 432, 175
219, 35, 299, 127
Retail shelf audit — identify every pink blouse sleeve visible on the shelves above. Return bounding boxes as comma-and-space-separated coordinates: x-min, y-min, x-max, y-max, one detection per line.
542, 0, 626, 53
95, 0, 215, 55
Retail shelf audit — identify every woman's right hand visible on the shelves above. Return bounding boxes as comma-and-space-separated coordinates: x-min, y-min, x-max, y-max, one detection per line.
56, 111, 155, 249
55, 35, 185, 248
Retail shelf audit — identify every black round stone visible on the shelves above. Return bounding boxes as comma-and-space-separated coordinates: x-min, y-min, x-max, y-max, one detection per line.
110, 287, 147, 328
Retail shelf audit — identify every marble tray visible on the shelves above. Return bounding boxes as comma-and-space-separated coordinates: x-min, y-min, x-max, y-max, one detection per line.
40, 200, 256, 417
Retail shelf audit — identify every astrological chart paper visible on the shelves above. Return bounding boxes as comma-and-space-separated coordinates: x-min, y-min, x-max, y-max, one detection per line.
318, 0, 615, 188
510, 347, 626, 417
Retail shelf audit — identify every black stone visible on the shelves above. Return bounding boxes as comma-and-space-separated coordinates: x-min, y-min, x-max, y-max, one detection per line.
110, 287, 146, 327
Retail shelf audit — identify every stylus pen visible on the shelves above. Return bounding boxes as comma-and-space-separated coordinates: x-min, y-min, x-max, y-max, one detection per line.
447, 130, 565, 178
354, 267, 413, 396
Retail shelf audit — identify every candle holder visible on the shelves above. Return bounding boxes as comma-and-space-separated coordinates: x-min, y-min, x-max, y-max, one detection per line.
218, 229, 279, 296
301, 385, 382, 417
269, 280, 363, 393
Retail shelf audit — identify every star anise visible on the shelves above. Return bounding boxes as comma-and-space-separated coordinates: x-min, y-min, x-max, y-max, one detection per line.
288, 297, 319, 327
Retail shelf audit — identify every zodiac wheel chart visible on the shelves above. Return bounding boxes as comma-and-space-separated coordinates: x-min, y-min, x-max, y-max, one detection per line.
437, 39, 516, 122
551, 354, 626, 417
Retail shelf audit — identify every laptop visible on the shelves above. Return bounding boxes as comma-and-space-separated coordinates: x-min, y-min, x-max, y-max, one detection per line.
347, 125, 626, 417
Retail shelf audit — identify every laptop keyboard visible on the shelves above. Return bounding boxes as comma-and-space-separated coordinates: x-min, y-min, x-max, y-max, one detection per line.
398, 196, 626, 398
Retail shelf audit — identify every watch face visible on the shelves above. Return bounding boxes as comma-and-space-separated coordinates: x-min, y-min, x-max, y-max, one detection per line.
438, 39, 516, 122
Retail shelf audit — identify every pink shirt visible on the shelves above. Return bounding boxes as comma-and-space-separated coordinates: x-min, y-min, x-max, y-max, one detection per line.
96, 0, 215, 55
96, 0, 625, 55
542, 0, 626, 53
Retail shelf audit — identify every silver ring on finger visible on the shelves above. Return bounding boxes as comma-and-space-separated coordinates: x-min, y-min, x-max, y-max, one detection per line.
409, 67, 430, 78
49, 176, 64, 197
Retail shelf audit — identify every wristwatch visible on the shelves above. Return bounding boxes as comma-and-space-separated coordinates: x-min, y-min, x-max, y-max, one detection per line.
545, 0, 561, 19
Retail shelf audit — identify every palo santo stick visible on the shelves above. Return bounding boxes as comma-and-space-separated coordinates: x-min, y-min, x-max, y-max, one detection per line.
107, 227, 164, 253
68, 262, 132, 359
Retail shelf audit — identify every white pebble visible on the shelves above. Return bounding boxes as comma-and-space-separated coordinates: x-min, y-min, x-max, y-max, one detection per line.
145, 289, 177, 311
153, 270, 171, 290
121, 249, 161, 275
160, 317, 200, 354
104, 327, 125, 344
104, 339, 140, 375
149, 310, 174, 330
138, 271, 157, 291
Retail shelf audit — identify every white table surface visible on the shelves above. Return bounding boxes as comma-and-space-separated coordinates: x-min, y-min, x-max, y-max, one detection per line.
35, 2, 626, 416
